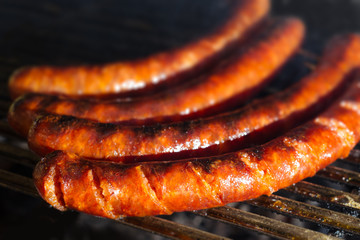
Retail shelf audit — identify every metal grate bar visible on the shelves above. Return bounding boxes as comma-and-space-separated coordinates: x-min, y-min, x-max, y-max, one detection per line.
2, 1, 359, 239
0, 168, 38, 198
0, 121, 22, 139
1, 95, 359, 240
1, 117, 360, 190
286, 181, 360, 210
0, 121, 359, 238
0, 139, 233, 239
247, 194, 360, 234
0, 172, 338, 240
0, 142, 38, 167
122, 216, 231, 240
197, 206, 337, 240
0, 169, 229, 240
0, 99, 11, 113
3, 136, 358, 214
317, 166, 360, 188
0, 142, 37, 160
0, 131, 344, 239
0, 159, 337, 240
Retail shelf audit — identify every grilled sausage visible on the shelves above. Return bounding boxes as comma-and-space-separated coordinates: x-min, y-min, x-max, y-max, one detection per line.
8, 0, 269, 99
27, 34, 360, 161
9, 17, 305, 137
33, 72, 360, 218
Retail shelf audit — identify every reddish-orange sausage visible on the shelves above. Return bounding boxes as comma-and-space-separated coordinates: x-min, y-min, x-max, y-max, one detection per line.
33, 72, 360, 218
8, 0, 269, 99
27, 34, 360, 161
9, 18, 305, 137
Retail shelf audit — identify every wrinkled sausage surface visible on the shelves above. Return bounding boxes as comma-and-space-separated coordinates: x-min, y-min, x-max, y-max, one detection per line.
9, 0, 269, 99
9, 17, 305, 137
33, 73, 360, 218
27, 34, 360, 162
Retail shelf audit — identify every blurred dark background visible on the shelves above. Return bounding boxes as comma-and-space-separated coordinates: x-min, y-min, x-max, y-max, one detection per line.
0, 0, 360, 239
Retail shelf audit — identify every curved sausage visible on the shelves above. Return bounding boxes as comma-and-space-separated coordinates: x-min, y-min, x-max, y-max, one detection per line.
9, 17, 305, 137
27, 34, 360, 161
8, 0, 270, 99
33, 72, 360, 218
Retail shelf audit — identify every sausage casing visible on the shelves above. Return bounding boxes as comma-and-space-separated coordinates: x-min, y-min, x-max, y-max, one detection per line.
27, 34, 360, 161
9, 17, 305, 137
33, 72, 360, 218
9, 0, 269, 99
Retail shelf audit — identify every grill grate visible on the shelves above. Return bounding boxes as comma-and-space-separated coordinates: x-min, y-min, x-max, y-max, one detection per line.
2, 125, 360, 239
1, 0, 360, 239
0, 170, 228, 240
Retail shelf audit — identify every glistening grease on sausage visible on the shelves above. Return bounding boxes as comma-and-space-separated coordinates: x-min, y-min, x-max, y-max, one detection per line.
33, 73, 360, 218
26, 34, 360, 161
9, 17, 305, 137
8, 0, 270, 99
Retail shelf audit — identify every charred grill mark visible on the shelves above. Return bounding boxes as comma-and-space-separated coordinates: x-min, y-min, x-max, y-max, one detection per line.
71, 100, 93, 116
192, 158, 217, 174
273, 138, 298, 154
135, 123, 164, 139
94, 121, 118, 138
286, 124, 315, 143
216, 153, 246, 171
44, 115, 77, 134
38, 94, 60, 109
173, 119, 198, 136
248, 146, 265, 161
141, 160, 178, 177
219, 113, 238, 132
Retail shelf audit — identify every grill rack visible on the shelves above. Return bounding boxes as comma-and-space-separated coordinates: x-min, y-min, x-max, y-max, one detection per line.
2, 119, 360, 239
1, 0, 360, 239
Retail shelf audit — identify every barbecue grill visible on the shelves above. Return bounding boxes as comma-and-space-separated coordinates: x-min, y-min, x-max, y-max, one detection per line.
1, 0, 360, 239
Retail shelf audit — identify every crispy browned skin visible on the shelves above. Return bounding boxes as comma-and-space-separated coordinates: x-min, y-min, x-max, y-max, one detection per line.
33, 74, 360, 218
8, 18, 305, 137
27, 34, 360, 161
8, 0, 269, 99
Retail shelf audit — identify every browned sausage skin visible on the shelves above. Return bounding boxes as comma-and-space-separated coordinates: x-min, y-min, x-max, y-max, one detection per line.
33, 72, 360, 218
8, 0, 270, 99
27, 34, 360, 162
9, 17, 305, 137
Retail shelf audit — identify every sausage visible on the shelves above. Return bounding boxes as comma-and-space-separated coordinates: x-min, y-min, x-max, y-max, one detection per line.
27, 34, 360, 161
8, 0, 270, 99
8, 17, 305, 137
33, 72, 360, 218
